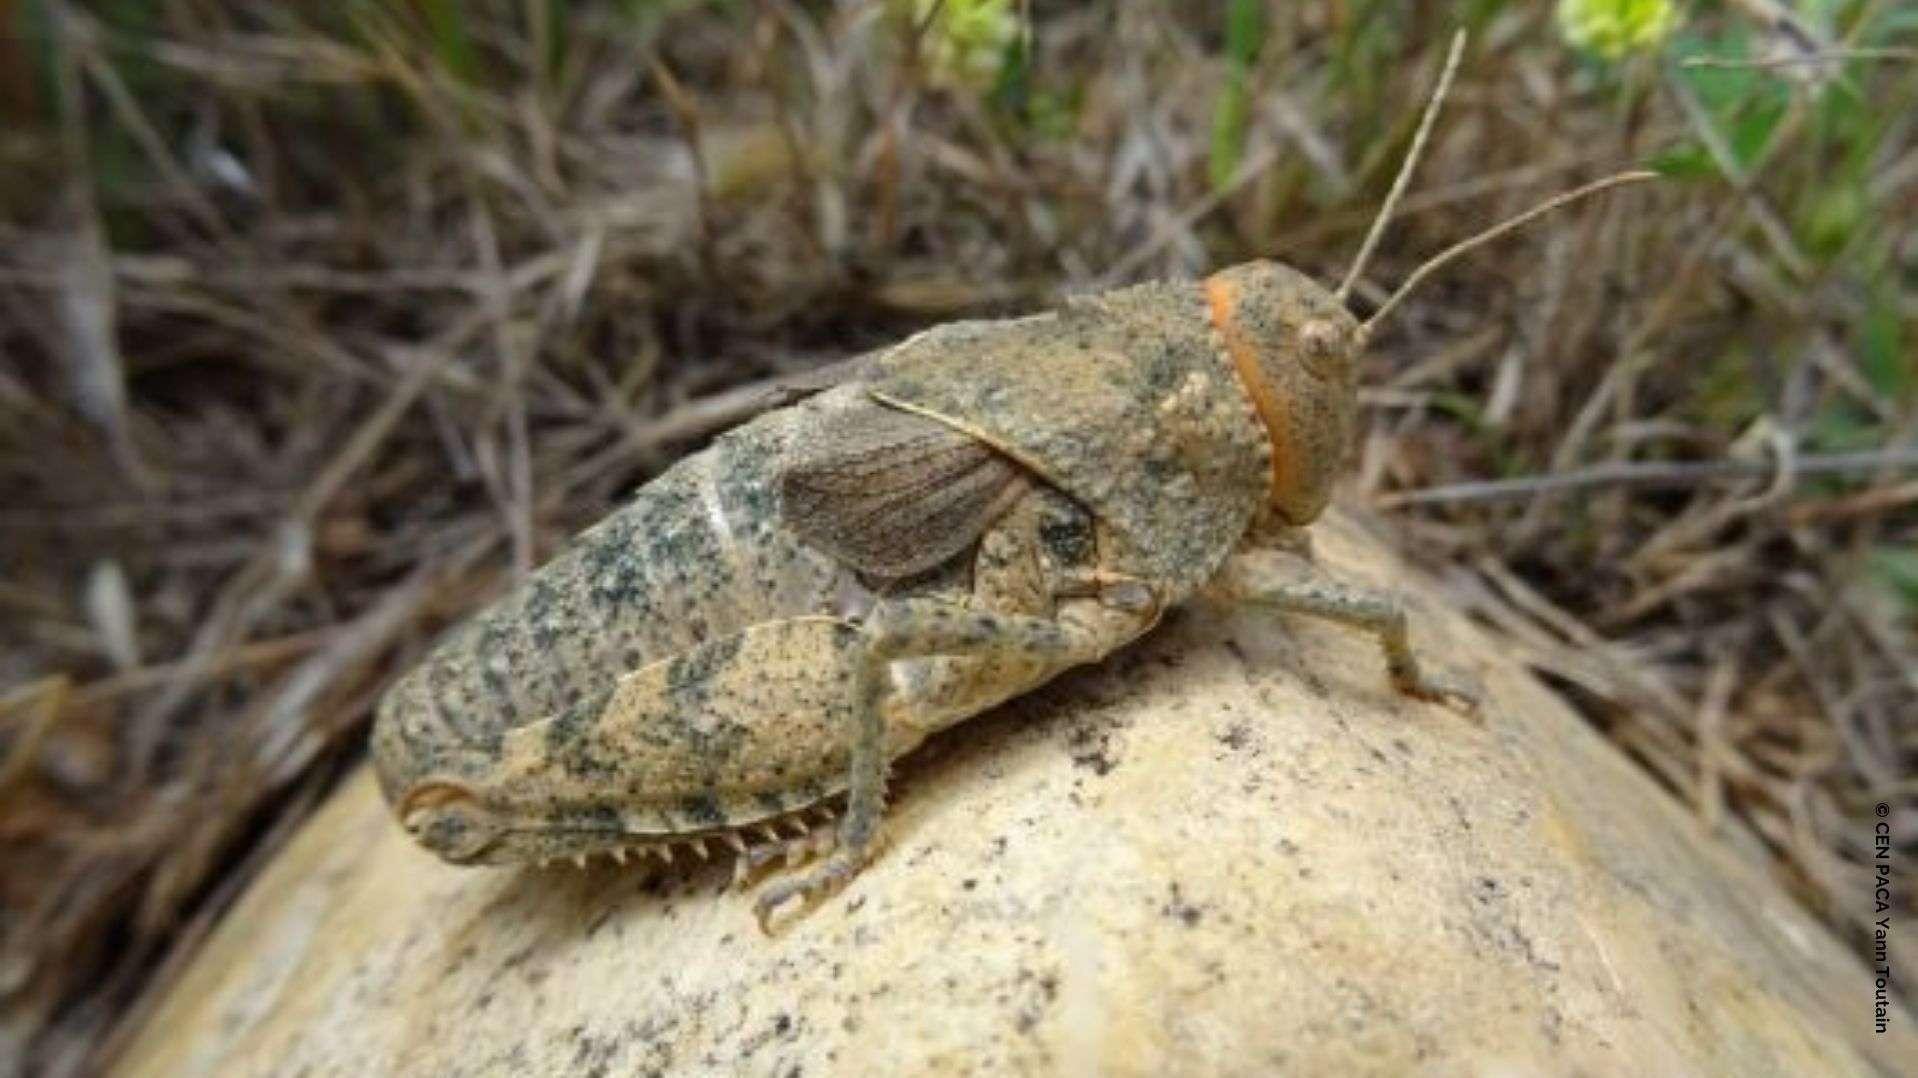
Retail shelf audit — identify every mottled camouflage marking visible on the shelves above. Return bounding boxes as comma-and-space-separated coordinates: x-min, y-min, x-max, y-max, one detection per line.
371, 375, 1143, 865
372, 391, 859, 814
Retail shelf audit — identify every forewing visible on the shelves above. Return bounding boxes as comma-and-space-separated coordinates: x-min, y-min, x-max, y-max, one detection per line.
780, 402, 1030, 578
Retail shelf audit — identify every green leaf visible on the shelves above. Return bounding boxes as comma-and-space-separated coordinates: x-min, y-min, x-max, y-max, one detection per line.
418, 0, 479, 84
1858, 287, 1912, 402
1802, 183, 1866, 261
1645, 141, 1716, 180
1210, 72, 1250, 191
1429, 390, 1487, 433
17, 0, 61, 127
989, 27, 1031, 120
1727, 91, 1788, 170
1208, 0, 1264, 192
1867, 547, 1918, 615
1805, 404, 1883, 454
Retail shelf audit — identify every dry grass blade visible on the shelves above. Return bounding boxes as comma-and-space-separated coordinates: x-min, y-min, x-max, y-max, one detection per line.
1381, 446, 1918, 507
0, 678, 72, 798
1682, 47, 1918, 69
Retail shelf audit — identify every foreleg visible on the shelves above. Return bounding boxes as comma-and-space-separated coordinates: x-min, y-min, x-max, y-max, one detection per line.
1218, 553, 1478, 714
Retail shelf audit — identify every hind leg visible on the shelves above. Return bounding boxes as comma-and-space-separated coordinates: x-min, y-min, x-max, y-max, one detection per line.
752, 601, 1111, 930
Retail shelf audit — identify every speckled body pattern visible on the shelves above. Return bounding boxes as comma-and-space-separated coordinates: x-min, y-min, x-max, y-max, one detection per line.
371, 260, 1462, 922
373, 382, 1123, 860
867, 280, 1268, 592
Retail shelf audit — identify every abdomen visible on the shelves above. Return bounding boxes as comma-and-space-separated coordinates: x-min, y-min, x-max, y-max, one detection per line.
376, 394, 861, 779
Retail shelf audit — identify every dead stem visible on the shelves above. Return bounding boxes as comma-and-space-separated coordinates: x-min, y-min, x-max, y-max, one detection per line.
1380, 446, 1918, 507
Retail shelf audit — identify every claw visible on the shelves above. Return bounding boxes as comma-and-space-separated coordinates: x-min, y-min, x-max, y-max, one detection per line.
754, 892, 791, 934
745, 841, 779, 873
689, 837, 710, 861
611, 848, 627, 865
752, 850, 864, 934
1396, 665, 1482, 717
573, 854, 588, 869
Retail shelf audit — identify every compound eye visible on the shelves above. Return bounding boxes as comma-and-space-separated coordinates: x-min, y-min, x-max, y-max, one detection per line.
400, 783, 496, 862
1297, 318, 1350, 378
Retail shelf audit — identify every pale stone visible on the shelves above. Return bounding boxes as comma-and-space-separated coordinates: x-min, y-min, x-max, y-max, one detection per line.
116, 512, 1914, 1076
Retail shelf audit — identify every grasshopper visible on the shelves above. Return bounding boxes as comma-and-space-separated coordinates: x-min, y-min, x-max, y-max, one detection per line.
371, 35, 1652, 929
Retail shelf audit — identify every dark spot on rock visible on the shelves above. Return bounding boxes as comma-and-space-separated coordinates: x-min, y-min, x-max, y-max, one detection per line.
568, 1023, 621, 1078
1162, 882, 1203, 926
1511, 925, 1560, 973
1448, 795, 1473, 831
1066, 722, 1117, 776
586, 907, 615, 937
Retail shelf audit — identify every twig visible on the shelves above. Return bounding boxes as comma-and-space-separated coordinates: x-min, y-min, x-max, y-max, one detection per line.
1379, 447, 1918, 507
0, 677, 71, 796
649, 56, 716, 276
1682, 48, 1918, 69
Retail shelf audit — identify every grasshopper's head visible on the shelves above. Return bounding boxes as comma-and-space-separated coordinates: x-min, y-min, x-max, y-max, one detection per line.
1203, 260, 1362, 527
1198, 32, 1652, 527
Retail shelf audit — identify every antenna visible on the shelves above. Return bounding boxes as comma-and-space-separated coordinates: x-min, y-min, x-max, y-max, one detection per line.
1357, 170, 1659, 337
1334, 29, 1467, 304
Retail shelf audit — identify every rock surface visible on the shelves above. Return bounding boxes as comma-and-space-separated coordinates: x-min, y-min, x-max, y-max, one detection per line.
117, 512, 1912, 1076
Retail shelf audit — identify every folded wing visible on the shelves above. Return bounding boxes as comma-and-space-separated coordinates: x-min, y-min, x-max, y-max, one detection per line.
779, 402, 1029, 579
